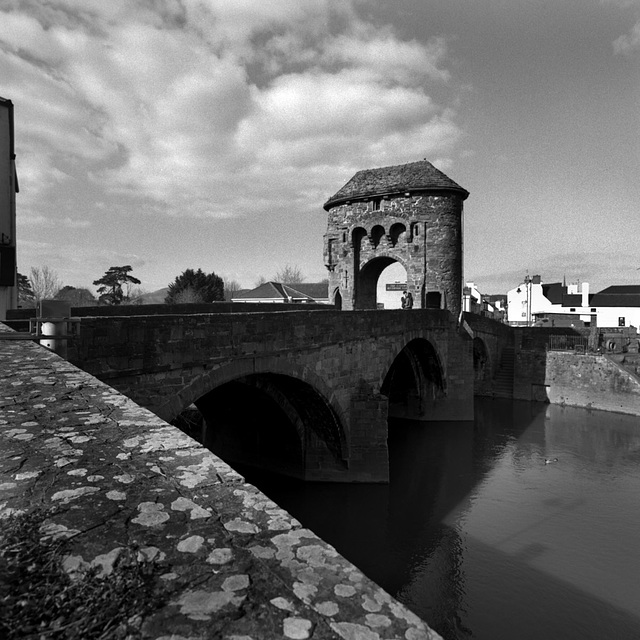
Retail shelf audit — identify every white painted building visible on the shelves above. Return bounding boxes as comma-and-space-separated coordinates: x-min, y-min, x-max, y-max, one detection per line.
588, 286, 640, 329
462, 282, 505, 321
507, 276, 640, 330
507, 276, 591, 327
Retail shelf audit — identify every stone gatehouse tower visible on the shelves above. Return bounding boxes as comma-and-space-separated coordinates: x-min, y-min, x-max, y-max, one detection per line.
323, 159, 469, 316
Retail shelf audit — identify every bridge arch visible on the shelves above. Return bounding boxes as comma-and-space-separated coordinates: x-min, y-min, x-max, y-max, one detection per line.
380, 337, 446, 420
355, 255, 407, 310
168, 359, 349, 481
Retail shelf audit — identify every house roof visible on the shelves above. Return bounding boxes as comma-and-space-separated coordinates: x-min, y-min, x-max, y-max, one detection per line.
323, 159, 469, 210
542, 283, 564, 305
562, 294, 582, 307
590, 285, 640, 307
233, 282, 313, 301
285, 282, 328, 299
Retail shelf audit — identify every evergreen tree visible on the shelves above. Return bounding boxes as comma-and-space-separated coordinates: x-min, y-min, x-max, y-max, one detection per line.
165, 269, 224, 304
93, 266, 141, 305
17, 272, 35, 307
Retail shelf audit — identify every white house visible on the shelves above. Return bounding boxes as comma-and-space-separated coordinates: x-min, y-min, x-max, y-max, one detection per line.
588, 286, 640, 329
507, 275, 640, 330
463, 282, 505, 321
506, 276, 591, 326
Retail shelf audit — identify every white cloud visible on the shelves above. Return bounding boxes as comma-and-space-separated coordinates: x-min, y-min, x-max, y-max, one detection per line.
1, 0, 464, 226
613, 21, 640, 53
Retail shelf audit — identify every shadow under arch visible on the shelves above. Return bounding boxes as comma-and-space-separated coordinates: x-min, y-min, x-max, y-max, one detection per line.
472, 336, 491, 394
380, 337, 446, 420
355, 255, 406, 310
170, 360, 349, 481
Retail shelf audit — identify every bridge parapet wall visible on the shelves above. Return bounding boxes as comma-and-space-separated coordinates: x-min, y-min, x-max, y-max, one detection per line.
68, 309, 463, 411
67, 309, 473, 482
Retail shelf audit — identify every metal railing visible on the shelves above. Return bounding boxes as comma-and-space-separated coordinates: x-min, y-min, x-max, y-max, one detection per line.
547, 335, 589, 352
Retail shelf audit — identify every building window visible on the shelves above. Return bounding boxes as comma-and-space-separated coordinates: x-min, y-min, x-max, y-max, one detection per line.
590, 308, 596, 312
371, 197, 382, 211
619, 317, 626, 327
570, 308, 575, 312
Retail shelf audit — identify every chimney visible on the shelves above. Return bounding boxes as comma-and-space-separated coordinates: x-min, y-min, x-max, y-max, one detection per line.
582, 282, 589, 307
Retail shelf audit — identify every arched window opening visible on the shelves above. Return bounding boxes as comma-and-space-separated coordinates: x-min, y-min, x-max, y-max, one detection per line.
352, 226, 367, 250
370, 225, 385, 248
389, 222, 407, 247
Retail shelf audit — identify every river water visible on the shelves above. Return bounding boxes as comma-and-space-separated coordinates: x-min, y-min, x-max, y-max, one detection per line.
240, 399, 640, 640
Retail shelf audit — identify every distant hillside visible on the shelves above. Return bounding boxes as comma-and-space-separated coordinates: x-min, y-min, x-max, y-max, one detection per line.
131, 287, 169, 304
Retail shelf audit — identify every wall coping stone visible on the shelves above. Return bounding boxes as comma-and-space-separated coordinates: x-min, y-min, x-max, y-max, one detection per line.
0, 323, 441, 640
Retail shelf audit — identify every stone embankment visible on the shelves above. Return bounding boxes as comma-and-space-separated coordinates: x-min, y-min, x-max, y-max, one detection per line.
545, 351, 640, 415
0, 324, 441, 640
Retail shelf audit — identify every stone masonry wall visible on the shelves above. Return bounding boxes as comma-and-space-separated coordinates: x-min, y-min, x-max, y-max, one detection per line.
67, 309, 469, 420
324, 193, 464, 315
65, 309, 473, 482
0, 323, 442, 639
545, 351, 640, 415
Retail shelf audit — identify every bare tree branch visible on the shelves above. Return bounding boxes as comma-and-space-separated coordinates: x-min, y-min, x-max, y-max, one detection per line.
29, 266, 62, 303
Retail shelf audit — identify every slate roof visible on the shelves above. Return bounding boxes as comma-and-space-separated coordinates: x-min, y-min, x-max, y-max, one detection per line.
562, 294, 582, 307
542, 283, 564, 305
233, 282, 313, 301
288, 282, 329, 300
590, 285, 640, 307
323, 160, 469, 210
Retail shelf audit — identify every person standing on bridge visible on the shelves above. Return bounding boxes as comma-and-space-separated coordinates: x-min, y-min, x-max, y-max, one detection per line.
404, 291, 413, 309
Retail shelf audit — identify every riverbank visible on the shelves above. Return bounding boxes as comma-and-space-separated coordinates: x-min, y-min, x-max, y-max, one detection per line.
0, 324, 441, 640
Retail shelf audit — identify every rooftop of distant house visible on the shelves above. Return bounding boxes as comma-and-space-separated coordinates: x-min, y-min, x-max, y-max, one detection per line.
232, 281, 328, 302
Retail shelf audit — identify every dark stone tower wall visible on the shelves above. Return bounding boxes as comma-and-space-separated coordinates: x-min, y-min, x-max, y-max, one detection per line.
324, 189, 466, 317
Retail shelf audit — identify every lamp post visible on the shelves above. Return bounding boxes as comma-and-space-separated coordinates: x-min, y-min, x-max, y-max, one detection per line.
525, 275, 532, 326
517, 275, 533, 326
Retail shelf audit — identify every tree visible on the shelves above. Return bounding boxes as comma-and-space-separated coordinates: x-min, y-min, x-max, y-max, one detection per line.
255, 275, 267, 287
165, 269, 224, 304
29, 266, 61, 304
17, 272, 35, 307
55, 286, 96, 307
274, 264, 304, 284
223, 278, 243, 301
93, 266, 141, 305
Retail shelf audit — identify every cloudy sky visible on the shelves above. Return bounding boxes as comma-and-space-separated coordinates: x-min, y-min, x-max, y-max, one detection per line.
2, 0, 640, 295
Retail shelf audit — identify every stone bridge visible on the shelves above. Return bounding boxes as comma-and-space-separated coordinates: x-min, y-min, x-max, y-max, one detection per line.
66, 308, 476, 483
